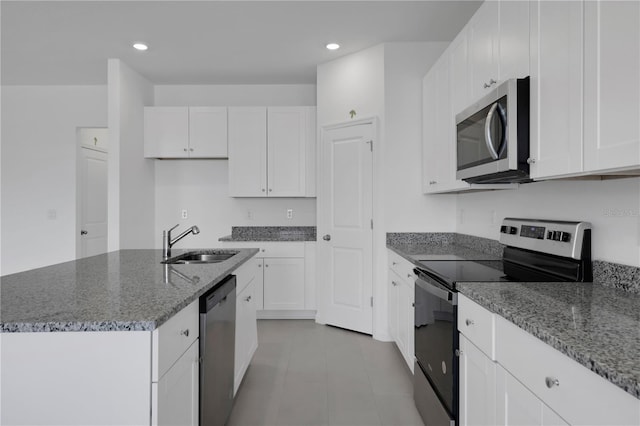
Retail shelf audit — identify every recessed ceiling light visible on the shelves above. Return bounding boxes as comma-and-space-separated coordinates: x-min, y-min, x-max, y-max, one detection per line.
133, 43, 148, 51
326, 43, 340, 51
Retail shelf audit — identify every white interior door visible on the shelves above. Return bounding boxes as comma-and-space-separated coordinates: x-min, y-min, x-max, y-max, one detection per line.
319, 122, 374, 335
80, 147, 108, 258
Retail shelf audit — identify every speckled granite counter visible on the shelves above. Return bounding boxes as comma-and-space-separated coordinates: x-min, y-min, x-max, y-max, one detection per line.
459, 281, 640, 399
0, 248, 258, 333
387, 236, 640, 400
219, 226, 316, 242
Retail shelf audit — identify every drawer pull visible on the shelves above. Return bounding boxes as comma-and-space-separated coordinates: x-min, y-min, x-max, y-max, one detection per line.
545, 377, 560, 388
465, 319, 475, 326
245, 296, 252, 302
392, 261, 397, 266
180, 329, 190, 337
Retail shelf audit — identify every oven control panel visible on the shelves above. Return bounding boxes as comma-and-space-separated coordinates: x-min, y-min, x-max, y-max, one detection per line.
499, 218, 591, 260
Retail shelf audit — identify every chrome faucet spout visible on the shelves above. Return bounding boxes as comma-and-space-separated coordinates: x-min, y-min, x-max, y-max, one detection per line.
163, 224, 200, 259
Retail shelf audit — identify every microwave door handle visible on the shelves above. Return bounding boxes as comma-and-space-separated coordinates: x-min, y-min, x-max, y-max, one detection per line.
484, 103, 500, 160
496, 103, 508, 157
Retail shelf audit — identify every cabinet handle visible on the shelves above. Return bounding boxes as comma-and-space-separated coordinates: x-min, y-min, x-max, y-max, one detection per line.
269, 189, 272, 192
545, 377, 560, 388
183, 148, 188, 152
483, 79, 497, 89
180, 329, 190, 337
429, 181, 437, 185
80, 230, 88, 235
455, 349, 463, 357
392, 261, 397, 265
261, 249, 265, 252
465, 319, 474, 326
245, 296, 252, 302
258, 264, 262, 268
262, 188, 266, 192
391, 281, 398, 286
527, 158, 536, 164
265, 264, 269, 268
407, 273, 412, 279
190, 148, 194, 152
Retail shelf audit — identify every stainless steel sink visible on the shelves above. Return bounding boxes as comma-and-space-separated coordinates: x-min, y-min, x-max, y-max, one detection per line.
162, 250, 239, 264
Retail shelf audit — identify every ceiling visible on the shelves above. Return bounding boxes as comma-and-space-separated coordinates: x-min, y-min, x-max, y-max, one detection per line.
1, 1, 482, 85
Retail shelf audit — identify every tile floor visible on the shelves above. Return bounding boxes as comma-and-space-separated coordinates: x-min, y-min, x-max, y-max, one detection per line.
227, 320, 424, 426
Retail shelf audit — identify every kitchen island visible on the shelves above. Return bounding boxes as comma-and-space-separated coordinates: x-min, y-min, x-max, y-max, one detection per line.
0, 248, 258, 425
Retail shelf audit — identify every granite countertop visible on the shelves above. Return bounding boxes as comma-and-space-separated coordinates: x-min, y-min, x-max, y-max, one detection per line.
459, 281, 640, 400
0, 248, 258, 333
387, 239, 640, 400
219, 226, 316, 242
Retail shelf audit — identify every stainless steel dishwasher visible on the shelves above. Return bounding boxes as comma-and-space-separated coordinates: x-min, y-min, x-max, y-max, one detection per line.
199, 274, 236, 426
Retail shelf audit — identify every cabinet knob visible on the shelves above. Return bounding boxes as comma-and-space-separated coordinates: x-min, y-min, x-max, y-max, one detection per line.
407, 273, 412, 279
258, 263, 262, 268
392, 261, 397, 266
527, 158, 536, 164
429, 181, 437, 185
265, 264, 269, 268
80, 230, 88, 235
545, 377, 560, 388
183, 148, 188, 152
261, 249, 265, 252
180, 329, 190, 337
465, 319, 474, 326
455, 349, 463, 357
245, 296, 252, 302
269, 189, 272, 192
262, 189, 266, 192
391, 281, 398, 287
190, 148, 194, 152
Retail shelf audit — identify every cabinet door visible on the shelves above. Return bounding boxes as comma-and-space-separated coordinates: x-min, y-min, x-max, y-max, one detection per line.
449, 29, 470, 118
387, 271, 399, 342
468, 0, 500, 101
144, 107, 189, 158
228, 107, 267, 196
152, 340, 199, 426
267, 107, 308, 197
496, 365, 568, 426
459, 335, 496, 426
584, 1, 640, 172
396, 278, 414, 372
189, 107, 228, 158
234, 279, 258, 395
263, 258, 305, 310
529, 0, 584, 179
499, 0, 530, 81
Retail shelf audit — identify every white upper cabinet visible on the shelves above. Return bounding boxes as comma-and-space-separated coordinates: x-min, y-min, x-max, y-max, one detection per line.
468, 0, 500, 102
449, 29, 470, 118
144, 107, 228, 159
228, 106, 316, 197
228, 107, 268, 197
188, 107, 228, 158
583, 0, 640, 173
468, 0, 530, 104
529, 0, 584, 179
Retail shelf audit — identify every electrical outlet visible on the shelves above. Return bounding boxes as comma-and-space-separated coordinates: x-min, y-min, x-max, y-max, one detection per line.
286, 209, 293, 219
181, 209, 188, 219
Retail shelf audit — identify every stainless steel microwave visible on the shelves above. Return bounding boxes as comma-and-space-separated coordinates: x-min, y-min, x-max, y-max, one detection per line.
455, 77, 530, 183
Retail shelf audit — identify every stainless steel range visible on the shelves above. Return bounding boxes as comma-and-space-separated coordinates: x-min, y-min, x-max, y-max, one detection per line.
412, 218, 592, 426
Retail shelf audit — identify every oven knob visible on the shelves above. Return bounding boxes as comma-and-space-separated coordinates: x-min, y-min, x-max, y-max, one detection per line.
547, 231, 553, 240
500, 225, 508, 234
560, 232, 571, 242
509, 226, 518, 235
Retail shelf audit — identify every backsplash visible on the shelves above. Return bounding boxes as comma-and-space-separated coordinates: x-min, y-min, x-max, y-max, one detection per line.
593, 261, 640, 294
220, 226, 316, 242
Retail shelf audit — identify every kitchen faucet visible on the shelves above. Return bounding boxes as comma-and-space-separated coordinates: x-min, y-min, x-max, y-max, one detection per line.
163, 224, 200, 259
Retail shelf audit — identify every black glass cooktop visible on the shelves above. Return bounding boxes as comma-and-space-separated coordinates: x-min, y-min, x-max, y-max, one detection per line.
414, 260, 509, 289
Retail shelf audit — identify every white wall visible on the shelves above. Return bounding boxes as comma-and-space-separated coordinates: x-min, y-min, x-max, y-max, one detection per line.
153, 84, 317, 249
1, 86, 107, 274
383, 42, 456, 232
456, 178, 640, 266
316, 43, 452, 341
107, 59, 155, 250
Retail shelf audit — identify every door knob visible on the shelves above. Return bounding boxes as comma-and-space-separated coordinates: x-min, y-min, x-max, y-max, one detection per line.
323, 234, 331, 241
80, 230, 88, 235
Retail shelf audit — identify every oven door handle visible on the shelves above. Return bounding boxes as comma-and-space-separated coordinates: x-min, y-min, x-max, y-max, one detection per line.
415, 275, 455, 303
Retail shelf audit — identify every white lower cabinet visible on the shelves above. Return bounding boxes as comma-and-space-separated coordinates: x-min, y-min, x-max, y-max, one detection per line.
387, 250, 415, 373
152, 340, 199, 426
459, 335, 497, 426
222, 242, 316, 318
496, 365, 568, 426
459, 295, 640, 426
234, 274, 258, 395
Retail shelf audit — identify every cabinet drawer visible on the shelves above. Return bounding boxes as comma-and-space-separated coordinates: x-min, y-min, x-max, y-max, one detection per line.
222, 242, 305, 258
152, 299, 199, 382
496, 316, 640, 426
388, 250, 416, 283
458, 294, 495, 360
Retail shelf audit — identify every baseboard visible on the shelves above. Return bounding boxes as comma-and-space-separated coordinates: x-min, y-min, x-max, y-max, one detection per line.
256, 310, 317, 320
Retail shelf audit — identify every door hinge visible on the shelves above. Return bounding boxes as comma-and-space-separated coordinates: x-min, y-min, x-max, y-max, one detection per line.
370, 297, 373, 307
366, 140, 373, 152
370, 219, 373, 229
